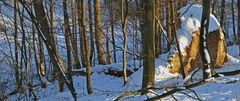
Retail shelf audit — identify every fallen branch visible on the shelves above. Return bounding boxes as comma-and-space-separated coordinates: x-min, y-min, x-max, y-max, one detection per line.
114, 88, 148, 101
114, 86, 175, 101
146, 69, 240, 101
114, 69, 240, 101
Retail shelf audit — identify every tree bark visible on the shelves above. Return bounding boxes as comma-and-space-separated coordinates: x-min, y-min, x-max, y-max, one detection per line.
88, 0, 95, 65
142, 0, 155, 90
238, 0, 240, 56
82, 0, 93, 94
63, 0, 74, 89
121, 0, 128, 86
109, 0, 117, 63
94, 0, 107, 65
76, 0, 87, 67
71, 0, 81, 69
14, 0, 21, 92
105, 24, 112, 64
220, 0, 225, 26
166, 0, 173, 51
231, 0, 237, 44
200, 0, 214, 79
155, 0, 160, 58
18, 0, 77, 100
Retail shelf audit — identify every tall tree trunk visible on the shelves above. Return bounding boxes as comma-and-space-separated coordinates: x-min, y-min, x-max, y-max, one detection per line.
231, 0, 237, 44
19, 8, 28, 81
94, 0, 106, 64
109, 0, 117, 63
121, 0, 128, 86
220, 0, 229, 50
63, 0, 74, 89
238, 0, 240, 55
166, 0, 173, 51
71, 0, 81, 69
159, 0, 164, 55
48, 0, 55, 77
14, 0, 21, 92
76, 0, 87, 67
32, 19, 46, 87
142, 0, 155, 90
200, 0, 215, 79
105, 24, 112, 64
155, 0, 160, 58
88, 0, 94, 65
220, 0, 226, 31
32, 0, 65, 92
18, 0, 77, 99
80, 0, 93, 94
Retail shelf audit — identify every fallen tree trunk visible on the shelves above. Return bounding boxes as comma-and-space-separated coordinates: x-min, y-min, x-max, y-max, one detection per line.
114, 69, 240, 101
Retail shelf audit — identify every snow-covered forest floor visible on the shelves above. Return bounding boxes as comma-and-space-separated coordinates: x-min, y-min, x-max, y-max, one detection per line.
0, 45, 239, 101
0, 1, 240, 101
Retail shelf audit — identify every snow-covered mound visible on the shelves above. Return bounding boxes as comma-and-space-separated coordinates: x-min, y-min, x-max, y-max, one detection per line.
177, 4, 220, 54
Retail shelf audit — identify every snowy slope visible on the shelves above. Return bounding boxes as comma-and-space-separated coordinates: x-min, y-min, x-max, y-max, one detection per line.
27, 46, 239, 101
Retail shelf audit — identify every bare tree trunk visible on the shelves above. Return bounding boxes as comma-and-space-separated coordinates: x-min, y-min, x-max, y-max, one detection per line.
200, 0, 214, 79
109, 0, 117, 63
32, 20, 46, 87
142, 0, 155, 91
220, 0, 226, 27
231, 0, 237, 45
238, 0, 240, 55
159, 0, 164, 54
48, 0, 55, 78
121, 0, 128, 86
18, 0, 77, 99
71, 0, 81, 69
166, 0, 173, 51
76, 0, 87, 67
94, 0, 106, 64
80, 0, 93, 94
155, 0, 160, 58
105, 24, 112, 64
32, 0, 65, 92
14, 0, 21, 92
19, 7, 28, 82
88, 0, 94, 65
63, 0, 74, 88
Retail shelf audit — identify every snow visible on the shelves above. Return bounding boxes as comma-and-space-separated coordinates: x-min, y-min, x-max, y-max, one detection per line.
23, 46, 239, 101
0, 40, 238, 101
1, 2, 240, 101
204, 49, 211, 63
177, 4, 220, 55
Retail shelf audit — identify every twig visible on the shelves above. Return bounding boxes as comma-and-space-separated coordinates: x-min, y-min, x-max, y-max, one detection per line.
146, 69, 240, 101
187, 89, 202, 101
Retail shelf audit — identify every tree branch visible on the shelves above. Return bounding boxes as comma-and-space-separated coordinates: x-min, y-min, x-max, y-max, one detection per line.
114, 68, 240, 101
146, 69, 240, 101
